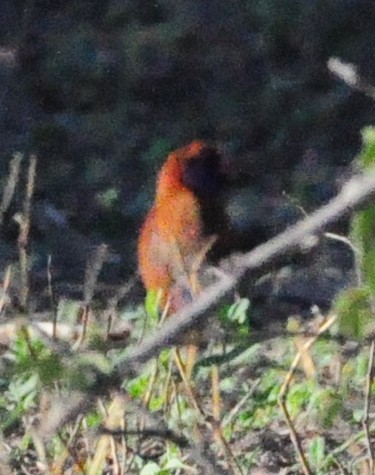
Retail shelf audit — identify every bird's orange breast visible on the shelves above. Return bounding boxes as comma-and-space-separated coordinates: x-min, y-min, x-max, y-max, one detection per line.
137, 140, 225, 312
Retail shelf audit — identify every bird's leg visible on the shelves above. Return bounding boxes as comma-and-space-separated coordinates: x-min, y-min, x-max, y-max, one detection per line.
170, 237, 218, 383
181, 236, 218, 381
170, 238, 191, 282
189, 235, 218, 295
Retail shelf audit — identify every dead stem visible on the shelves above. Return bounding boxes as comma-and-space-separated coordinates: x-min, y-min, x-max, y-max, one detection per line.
0, 152, 23, 228
363, 340, 375, 474
18, 154, 37, 311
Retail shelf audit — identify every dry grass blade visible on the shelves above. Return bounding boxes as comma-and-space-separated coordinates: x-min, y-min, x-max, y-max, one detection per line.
0, 152, 23, 228
0, 265, 12, 316
174, 357, 241, 474
294, 335, 316, 379
50, 414, 85, 473
211, 365, 221, 422
47, 255, 58, 339
173, 347, 205, 417
84, 243, 109, 305
278, 314, 337, 475
88, 393, 126, 475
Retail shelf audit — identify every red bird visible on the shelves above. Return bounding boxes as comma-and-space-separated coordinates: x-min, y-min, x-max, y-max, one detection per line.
138, 140, 226, 313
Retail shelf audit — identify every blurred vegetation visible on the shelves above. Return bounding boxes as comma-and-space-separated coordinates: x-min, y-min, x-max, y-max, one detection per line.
0, 2, 375, 465
0, 0, 374, 282
1, 274, 375, 473
335, 127, 375, 340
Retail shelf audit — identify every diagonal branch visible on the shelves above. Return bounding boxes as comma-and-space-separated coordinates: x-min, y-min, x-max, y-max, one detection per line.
120, 169, 375, 373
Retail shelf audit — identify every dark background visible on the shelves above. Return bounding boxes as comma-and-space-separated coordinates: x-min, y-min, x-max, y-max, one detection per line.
0, 0, 374, 287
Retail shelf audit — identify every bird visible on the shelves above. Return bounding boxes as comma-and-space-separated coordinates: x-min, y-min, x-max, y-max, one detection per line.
137, 140, 227, 377
138, 139, 226, 313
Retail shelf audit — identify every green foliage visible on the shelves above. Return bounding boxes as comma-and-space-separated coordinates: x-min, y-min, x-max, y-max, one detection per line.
236, 368, 282, 430
66, 351, 112, 391
334, 127, 375, 340
218, 298, 251, 343
357, 127, 375, 168
140, 462, 161, 475
11, 332, 64, 387
1, 374, 39, 432
287, 380, 317, 416
226, 297, 250, 325
308, 436, 326, 473
308, 387, 342, 428
1, 291, 375, 473
334, 286, 373, 340
352, 127, 375, 294
127, 372, 151, 399
145, 289, 163, 323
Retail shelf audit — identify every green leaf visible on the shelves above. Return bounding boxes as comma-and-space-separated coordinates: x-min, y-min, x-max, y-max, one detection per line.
308, 436, 325, 470
140, 461, 161, 475
145, 289, 163, 322
226, 298, 250, 324
127, 374, 150, 398
163, 458, 186, 470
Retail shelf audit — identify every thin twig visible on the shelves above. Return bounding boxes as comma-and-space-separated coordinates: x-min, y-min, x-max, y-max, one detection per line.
324, 231, 363, 285
284, 189, 362, 284
328, 57, 375, 101
143, 360, 159, 409
162, 354, 174, 416
73, 304, 90, 350
100, 427, 189, 448
222, 379, 260, 428
174, 348, 205, 417
363, 340, 375, 474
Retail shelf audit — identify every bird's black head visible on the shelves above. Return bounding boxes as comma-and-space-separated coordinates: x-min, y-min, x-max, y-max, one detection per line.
182, 145, 226, 199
